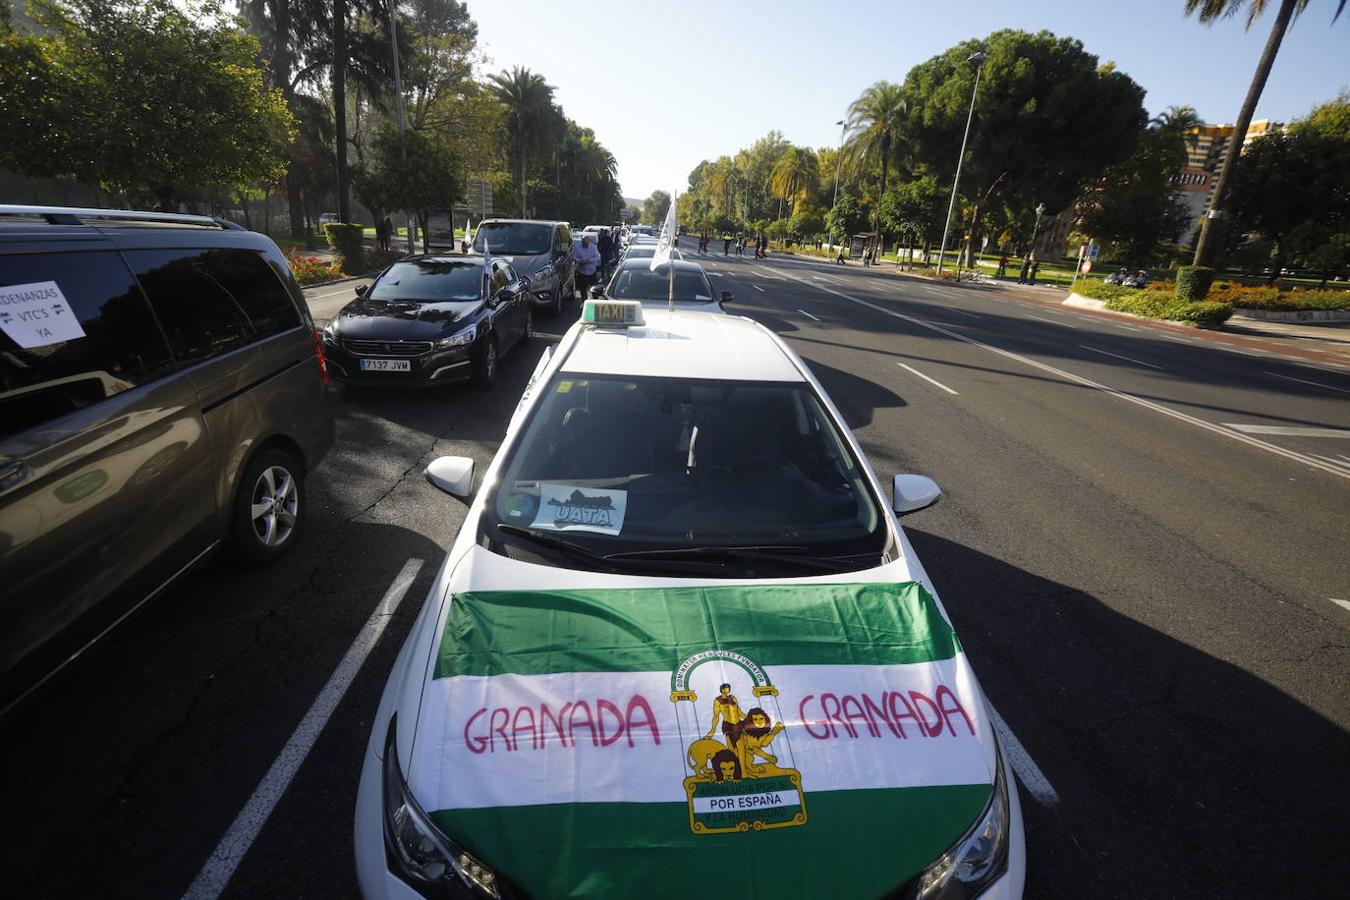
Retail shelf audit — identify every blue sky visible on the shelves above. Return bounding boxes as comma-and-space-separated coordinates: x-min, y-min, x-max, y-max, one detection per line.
469, 0, 1349, 200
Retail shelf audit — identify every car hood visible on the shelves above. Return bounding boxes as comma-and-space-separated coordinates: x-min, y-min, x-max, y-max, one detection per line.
335, 296, 480, 341
497, 252, 550, 276
402, 546, 998, 898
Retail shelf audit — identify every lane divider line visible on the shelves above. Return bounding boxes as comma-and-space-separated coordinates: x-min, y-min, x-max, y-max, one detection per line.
898, 362, 959, 395
182, 558, 425, 900
988, 704, 1059, 808
1024, 313, 1079, 329
1078, 344, 1165, 371
1262, 371, 1350, 395
753, 284, 766, 292
1223, 423, 1350, 439
1331, 599, 1350, 614
798, 308, 821, 322
773, 268, 1350, 481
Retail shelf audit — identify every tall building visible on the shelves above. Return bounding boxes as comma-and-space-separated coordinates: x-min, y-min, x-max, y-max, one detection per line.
1172, 119, 1282, 230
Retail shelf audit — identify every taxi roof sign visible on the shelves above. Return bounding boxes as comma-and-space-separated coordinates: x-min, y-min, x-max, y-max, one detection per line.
581, 299, 645, 327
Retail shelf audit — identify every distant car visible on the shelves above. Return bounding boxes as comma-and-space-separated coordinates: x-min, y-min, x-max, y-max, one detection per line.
601, 258, 723, 310
318, 212, 339, 226
472, 219, 575, 316
322, 255, 532, 387
0, 204, 334, 712
353, 299, 1025, 900
619, 244, 683, 264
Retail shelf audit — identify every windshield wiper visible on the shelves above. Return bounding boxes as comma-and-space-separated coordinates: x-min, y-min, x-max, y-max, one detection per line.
495, 524, 613, 565
604, 545, 857, 571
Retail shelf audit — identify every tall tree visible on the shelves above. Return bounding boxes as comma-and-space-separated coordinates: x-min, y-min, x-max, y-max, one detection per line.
1184, 0, 1346, 267
353, 124, 463, 252
487, 66, 558, 216
769, 147, 820, 217
641, 190, 671, 226
900, 30, 1148, 264
843, 81, 907, 244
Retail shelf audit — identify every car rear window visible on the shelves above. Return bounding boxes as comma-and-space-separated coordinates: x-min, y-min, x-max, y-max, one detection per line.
124, 248, 301, 365
609, 267, 713, 303
472, 222, 552, 255
0, 250, 175, 440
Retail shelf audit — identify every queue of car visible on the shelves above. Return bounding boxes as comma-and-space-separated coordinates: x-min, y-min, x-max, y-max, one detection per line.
0, 205, 1026, 898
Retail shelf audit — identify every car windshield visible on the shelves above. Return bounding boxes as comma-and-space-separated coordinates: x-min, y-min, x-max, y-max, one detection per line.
472, 222, 552, 255
609, 266, 713, 303
483, 374, 889, 576
368, 260, 484, 302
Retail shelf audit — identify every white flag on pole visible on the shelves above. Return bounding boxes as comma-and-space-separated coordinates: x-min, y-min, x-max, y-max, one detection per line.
650, 192, 678, 271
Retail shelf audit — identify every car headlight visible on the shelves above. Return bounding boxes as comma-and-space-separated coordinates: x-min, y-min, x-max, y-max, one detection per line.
322, 321, 339, 344
534, 264, 554, 280
911, 744, 1011, 899
382, 717, 501, 899
436, 326, 476, 349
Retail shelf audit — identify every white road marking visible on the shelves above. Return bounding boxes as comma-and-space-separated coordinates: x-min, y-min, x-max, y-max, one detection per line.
1111, 323, 1142, 332
304, 284, 365, 301
1078, 344, 1164, 370
774, 268, 1350, 481
1263, 371, 1350, 395
812, 273, 843, 284
182, 558, 425, 900
988, 704, 1059, 808
1309, 454, 1350, 474
1331, 599, 1350, 613
797, 308, 821, 322
751, 266, 785, 280
945, 308, 982, 319
1223, 424, 1350, 439
752, 284, 765, 292
1024, 313, 1079, 329
898, 362, 959, 395
1159, 334, 1198, 344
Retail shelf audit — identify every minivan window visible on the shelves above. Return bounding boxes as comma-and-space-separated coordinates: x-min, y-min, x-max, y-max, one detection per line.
125, 248, 302, 364
0, 251, 175, 440
472, 222, 552, 255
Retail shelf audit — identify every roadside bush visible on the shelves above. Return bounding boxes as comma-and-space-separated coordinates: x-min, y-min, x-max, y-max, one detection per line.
1073, 279, 1233, 327
365, 248, 404, 272
1175, 265, 1215, 301
1205, 283, 1350, 311
284, 248, 342, 285
323, 222, 365, 274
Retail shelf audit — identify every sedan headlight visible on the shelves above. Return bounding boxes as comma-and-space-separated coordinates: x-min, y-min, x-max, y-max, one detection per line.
436, 326, 476, 350
383, 717, 501, 898
911, 744, 1011, 899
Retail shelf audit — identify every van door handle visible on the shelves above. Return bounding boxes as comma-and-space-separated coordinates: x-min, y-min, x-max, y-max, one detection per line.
0, 458, 30, 490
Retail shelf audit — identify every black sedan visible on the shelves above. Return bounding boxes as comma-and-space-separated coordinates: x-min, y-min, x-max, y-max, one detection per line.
321, 256, 531, 387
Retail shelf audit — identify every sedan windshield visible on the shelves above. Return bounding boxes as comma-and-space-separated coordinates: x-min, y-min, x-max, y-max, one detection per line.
472, 222, 552, 255
369, 260, 485, 302
483, 374, 889, 576
608, 266, 714, 303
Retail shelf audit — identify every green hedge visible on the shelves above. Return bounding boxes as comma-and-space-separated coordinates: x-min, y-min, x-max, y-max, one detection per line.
322, 222, 365, 274
1073, 280, 1233, 328
1175, 265, 1215, 301
1206, 283, 1350, 311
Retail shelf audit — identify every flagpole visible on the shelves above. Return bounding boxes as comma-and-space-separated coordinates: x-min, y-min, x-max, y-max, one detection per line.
668, 191, 676, 314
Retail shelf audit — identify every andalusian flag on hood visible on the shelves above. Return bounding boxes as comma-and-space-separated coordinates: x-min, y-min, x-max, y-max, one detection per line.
412, 582, 995, 898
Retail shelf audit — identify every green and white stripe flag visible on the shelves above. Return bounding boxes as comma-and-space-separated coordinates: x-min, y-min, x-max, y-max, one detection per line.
413, 582, 994, 899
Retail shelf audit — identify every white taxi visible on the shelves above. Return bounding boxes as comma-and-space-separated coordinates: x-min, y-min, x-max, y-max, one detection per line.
354, 301, 1025, 900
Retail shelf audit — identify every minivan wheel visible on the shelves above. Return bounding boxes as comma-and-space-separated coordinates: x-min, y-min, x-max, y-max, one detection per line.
232, 447, 305, 564
473, 335, 498, 386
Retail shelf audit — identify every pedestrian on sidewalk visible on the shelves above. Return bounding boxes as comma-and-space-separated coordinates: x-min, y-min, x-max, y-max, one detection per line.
836, 244, 846, 265
1017, 257, 1031, 284
1028, 260, 1040, 285
723, 235, 732, 255
997, 254, 1009, 279
571, 233, 601, 298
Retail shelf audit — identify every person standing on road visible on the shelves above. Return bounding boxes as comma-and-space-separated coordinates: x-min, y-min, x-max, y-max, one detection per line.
1017, 257, 1031, 284
571, 234, 601, 299
597, 228, 614, 282
723, 235, 732, 255
836, 244, 846, 265
1028, 260, 1040, 285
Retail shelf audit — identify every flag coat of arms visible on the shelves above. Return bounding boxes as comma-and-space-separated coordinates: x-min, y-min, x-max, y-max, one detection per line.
411, 581, 997, 898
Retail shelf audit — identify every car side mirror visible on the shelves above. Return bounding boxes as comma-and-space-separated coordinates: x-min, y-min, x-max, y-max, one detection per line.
720, 290, 734, 303
892, 474, 941, 515
519, 275, 531, 291
355, 284, 368, 296
426, 456, 475, 499
588, 284, 604, 299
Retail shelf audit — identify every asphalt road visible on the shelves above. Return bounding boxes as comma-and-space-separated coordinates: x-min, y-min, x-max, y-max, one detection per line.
1, 238, 1346, 899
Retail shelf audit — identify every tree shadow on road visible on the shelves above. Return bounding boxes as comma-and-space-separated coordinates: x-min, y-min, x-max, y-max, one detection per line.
907, 527, 1350, 898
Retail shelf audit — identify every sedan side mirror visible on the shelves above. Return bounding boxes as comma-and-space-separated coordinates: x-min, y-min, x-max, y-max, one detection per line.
355, 284, 368, 296
892, 474, 941, 515
425, 456, 475, 499
588, 284, 605, 299
720, 290, 734, 304
518, 275, 532, 291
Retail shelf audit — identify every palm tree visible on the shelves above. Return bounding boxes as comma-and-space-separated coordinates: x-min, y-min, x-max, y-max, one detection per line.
843, 81, 907, 250
487, 67, 558, 216
1185, 0, 1345, 266
770, 147, 820, 218
1153, 105, 1203, 153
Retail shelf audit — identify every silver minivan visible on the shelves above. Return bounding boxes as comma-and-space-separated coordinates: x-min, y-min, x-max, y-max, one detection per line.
0, 206, 335, 713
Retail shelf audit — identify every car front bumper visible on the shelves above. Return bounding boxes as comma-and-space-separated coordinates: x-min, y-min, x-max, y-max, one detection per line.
324, 342, 474, 386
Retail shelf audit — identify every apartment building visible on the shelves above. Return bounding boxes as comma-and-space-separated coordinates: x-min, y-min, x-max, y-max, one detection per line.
1173, 119, 1282, 226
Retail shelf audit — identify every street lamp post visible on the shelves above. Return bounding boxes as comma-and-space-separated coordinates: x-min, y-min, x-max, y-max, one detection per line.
936, 51, 987, 276
830, 119, 845, 252
1029, 202, 1046, 260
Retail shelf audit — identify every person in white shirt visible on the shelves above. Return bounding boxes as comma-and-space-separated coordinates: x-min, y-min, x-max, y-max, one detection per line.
571, 234, 602, 298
